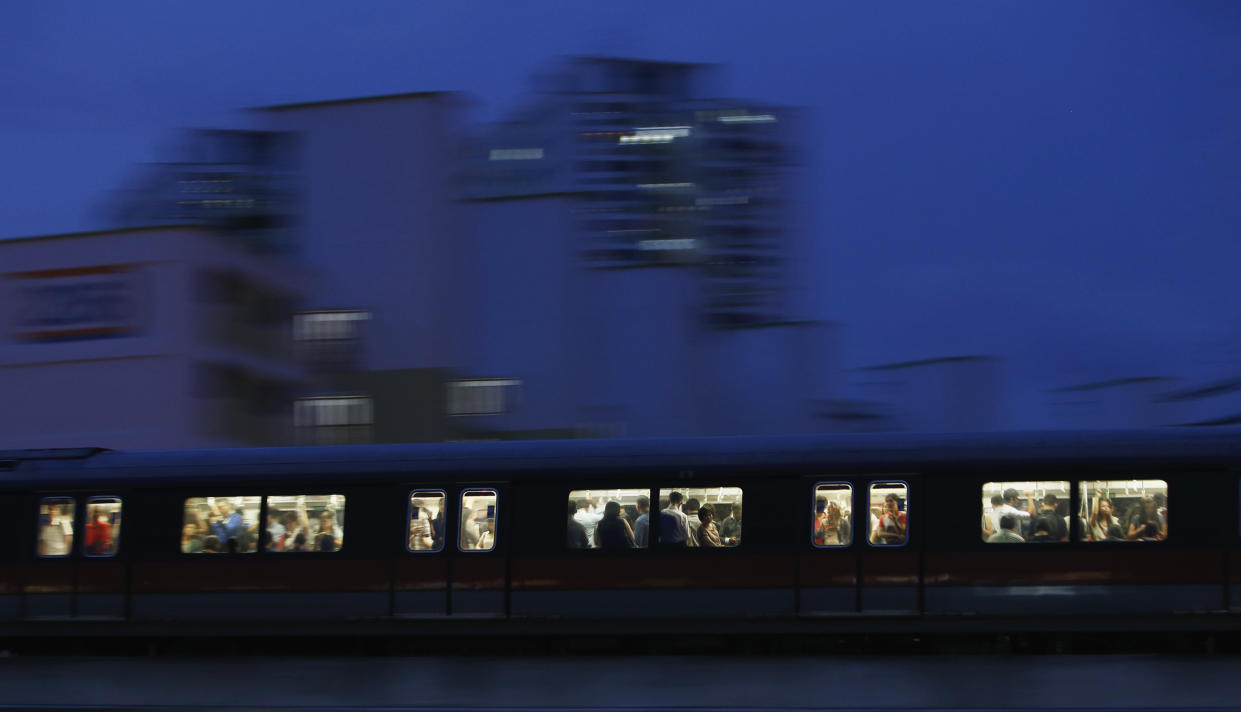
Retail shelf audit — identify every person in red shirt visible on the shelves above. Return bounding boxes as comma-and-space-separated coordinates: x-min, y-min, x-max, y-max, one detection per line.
84, 506, 113, 556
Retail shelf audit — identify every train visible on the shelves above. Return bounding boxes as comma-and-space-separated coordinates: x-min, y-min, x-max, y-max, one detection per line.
3, 429, 1241, 647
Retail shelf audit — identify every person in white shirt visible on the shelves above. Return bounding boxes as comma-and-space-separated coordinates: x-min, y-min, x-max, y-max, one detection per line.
40, 505, 73, 557
573, 499, 604, 546
989, 488, 1034, 536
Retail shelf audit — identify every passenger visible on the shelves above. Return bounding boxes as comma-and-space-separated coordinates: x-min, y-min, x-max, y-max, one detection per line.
201, 534, 223, 553
39, 504, 73, 557
317, 534, 336, 552
1127, 496, 1166, 541
567, 500, 589, 548
696, 504, 722, 547
291, 531, 308, 552
1154, 492, 1168, 531
981, 494, 1002, 541
238, 522, 258, 553
1029, 517, 1054, 542
279, 511, 302, 551
1087, 492, 1121, 541
989, 488, 1033, 535
315, 510, 342, 551
596, 501, 635, 550
181, 523, 204, 553
476, 517, 496, 550
660, 491, 690, 546
84, 505, 113, 556
431, 508, 445, 550
1032, 493, 1068, 542
633, 495, 650, 548
719, 502, 742, 546
573, 499, 603, 546
208, 500, 245, 543
226, 537, 240, 554
266, 512, 286, 551
684, 498, 702, 546
987, 514, 1024, 543
813, 496, 829, 546
869, 493, 907, 545
410, 499, 435, 551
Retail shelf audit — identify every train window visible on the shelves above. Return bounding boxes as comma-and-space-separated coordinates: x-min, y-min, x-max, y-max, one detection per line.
656, 487, 744, 547
83, 497, 122, 557
813, 483, 852, 547
264, 495, 345, 552
567, 488, 651, 549
37, 497, 75, 558
981, 481, 1070, 543
181, 496, 261, 553
1079, 479, 1167, 542
408, 490, 446, 552
460, 489, 498, 552
867, 482, 908, 546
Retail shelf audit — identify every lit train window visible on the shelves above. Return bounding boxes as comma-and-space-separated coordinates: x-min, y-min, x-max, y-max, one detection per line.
460, 489, 498, 552
408, 490, 446, 553
656, 487, 744, 548
813, 483, 852, 548
83, 497, 122, 557
37, 497, 75, 558
567, 488, 652, 549
181, 496, 260, 554
981, 481, 1070, 543
867, 482, 908, 547
265, 495, 345, 552
1079, 480, 1167, 542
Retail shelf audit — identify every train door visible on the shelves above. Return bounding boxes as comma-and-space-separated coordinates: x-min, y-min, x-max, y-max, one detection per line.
448, 485, 507, 617
394, 488, 450, 617
22, 494, 77, 618
856, 478, 920, 613
799, 480, 858, 615
75, 495, 125, 618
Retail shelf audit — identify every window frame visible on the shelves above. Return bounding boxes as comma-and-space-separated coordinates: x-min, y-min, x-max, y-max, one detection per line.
458, 488, 499, 553
81, 495, 123, 558
811, 481, 854, 549
36, 495, 76, 559
865, 480, 910, 548
406, 489, 447, 554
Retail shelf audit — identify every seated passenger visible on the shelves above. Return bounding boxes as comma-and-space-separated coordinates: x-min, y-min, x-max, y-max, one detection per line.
696, 504, 722, 547
201, 534, 223, 553
1128, 496, 1166, 541
567, 500, 589, 548
987, 514, 1024, 543
596, 501, 635, 550
869, 494, 907, 545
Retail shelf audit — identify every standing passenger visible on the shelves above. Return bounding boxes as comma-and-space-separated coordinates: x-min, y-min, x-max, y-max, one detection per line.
84, 506, 113, 556
870, 494, 907, 545
573, 499, 604, 546
696, 504, 722, 547
410, 499, 435, 551
660, 492, 689, 546
684, 498, 702, 546
596, 502, 635, 550
633, 496, 650, 548
719, 502, 742, 546
567, 500, 589, 548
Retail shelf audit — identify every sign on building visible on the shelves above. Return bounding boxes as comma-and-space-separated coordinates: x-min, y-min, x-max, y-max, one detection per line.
7, 264, 145, 342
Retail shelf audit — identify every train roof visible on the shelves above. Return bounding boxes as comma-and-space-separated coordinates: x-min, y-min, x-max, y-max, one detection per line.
3, 429, 1241, 488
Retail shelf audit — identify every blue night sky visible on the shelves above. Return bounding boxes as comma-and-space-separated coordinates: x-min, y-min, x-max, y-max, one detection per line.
3, 1, 1240, 426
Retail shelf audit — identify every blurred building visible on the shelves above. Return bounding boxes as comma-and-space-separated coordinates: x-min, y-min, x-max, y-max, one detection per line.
463, 57, 830, 437
0, 226, 304, 449
846, 356, 1003, 432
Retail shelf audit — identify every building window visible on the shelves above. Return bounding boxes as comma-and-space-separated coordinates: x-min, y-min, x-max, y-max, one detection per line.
1080, 479, 1167, 542
37, 497, 75, 558
294, 310, 370, 342
83, 497, 122, 557
294, 396, 373, 445
447, 378, 521, 416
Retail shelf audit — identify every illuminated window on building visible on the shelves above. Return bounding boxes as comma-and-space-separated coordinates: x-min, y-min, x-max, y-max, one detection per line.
980, 481, 1070, 544
294, 310, 370, 342
264, 495, 345, 552
447, 378, 521, 416
1080, 479, 1168, 542
294, 396, 373, 445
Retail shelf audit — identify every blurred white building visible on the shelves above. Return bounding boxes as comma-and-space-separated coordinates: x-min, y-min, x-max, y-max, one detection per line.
0, 226, 304, 449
